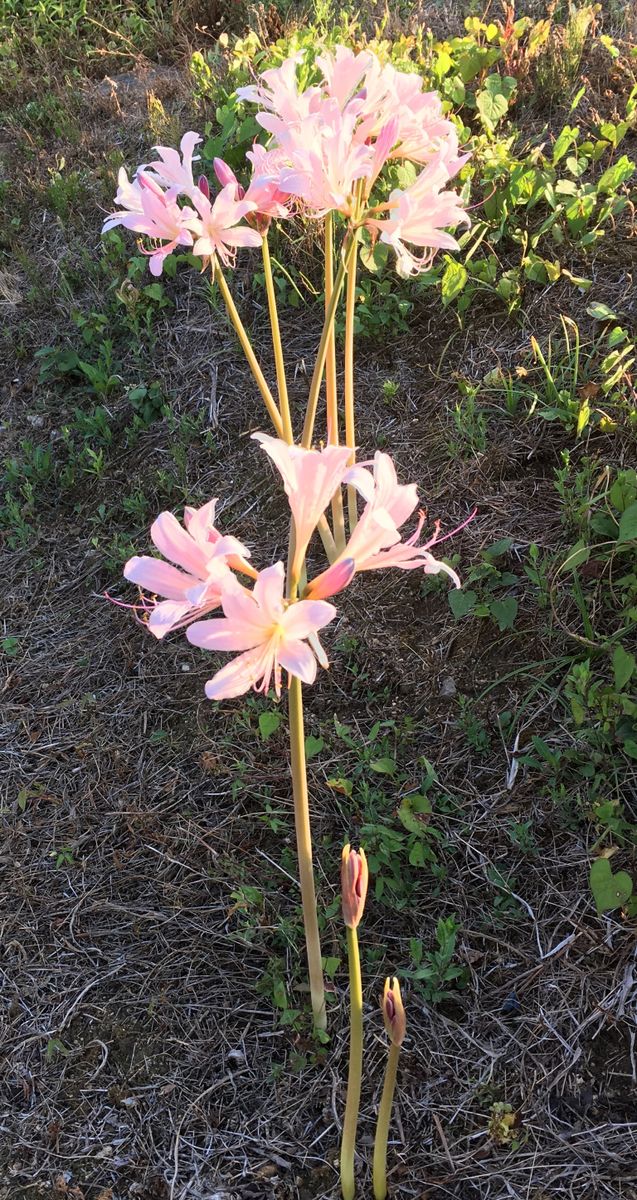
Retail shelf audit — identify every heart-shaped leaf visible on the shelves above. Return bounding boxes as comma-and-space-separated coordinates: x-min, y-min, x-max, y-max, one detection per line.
589, 857, 633, 914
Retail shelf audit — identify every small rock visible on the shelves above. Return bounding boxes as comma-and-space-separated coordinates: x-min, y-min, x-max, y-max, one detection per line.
439, 676, 457, 698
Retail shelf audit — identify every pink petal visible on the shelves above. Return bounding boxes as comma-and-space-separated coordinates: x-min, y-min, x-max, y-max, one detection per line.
151, 512, 209, 577
124, 555, 192, 600
220, 576, 272, 632
221, 228, 263, 248
252, 562, 286, 616
282, 600, 336, 639
148, 600, 195, 639
422, 554, 461, 588
278, 639, 317, 685
204, 647, 270, 700
186, 617, 266, 652
304, 558, 355, 600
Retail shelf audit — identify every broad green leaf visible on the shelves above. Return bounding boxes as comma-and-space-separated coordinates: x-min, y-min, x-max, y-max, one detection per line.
618, 502, 637, 543
490, 597, 518, 631
613, 645, 636, 691
553, 124, 579, 164
304, 735, 324, 759
589, 857, 633, 915
259, 710, 282, 740
398, 793, 432, 834
441, 259, 468, 305
587, 301, 618, 321
476, 74, 517, 132
369, 757, 396, 775
449, 589, 477, 619
597, 155, 635, 194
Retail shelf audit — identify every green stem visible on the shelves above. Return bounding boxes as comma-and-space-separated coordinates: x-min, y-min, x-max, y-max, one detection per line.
261, 237, 293, 442
301, 232, 358, 450
340, 925, 364, 1200
372, 1042, 400, 1200
288, 675, 326, 1032
325, 213, 347, 555
344, 236, 359, 535
214, 263, 284, 437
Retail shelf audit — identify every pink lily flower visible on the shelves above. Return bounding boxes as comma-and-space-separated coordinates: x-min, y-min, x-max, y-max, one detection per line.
103, 174, 196, 276
143, 131, 202, 197
124, 499, 255, 639
366, 148, 470, 278
253, 433, 351, 577
339, 452, 466, 586
275, 104, 373, 217
186, 184, 263, 266
316, 45, 374, 108
236, 53, 321, 126
214, 149, 291, 230
186, 562, 337, 700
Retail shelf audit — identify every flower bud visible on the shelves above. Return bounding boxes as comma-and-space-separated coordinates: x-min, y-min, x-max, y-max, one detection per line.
213, 157, 244, 197
197, 174, 210, 199
304, 557, 355, 601
382, 977, 406, 1046
341, 843, 368, 929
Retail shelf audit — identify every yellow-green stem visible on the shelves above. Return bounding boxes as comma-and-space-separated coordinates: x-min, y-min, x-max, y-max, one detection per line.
301, 233, 358, 450
344, 237, 359, 535
288, 675, 326, 1031
261, 237, 293, 442
340, 925, 364, 1200
325, 213, 347, 555
214, 264, 283, 437
372, 1042, 400, 1200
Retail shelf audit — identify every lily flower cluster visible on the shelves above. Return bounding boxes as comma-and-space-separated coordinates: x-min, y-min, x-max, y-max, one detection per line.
125, 438, 465, 701
103, 44, 469, 278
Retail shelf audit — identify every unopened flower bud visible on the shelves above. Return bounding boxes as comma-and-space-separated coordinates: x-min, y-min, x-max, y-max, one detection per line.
213, 157, 244, 197
341, 843, 368, 929
382, 977, 406, 1046
305, 558, 355, 601
197, 174, 210, 198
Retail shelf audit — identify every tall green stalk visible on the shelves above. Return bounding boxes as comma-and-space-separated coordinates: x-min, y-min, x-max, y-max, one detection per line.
373, 977, 406, 1200
288, 675, 326, 1032
214, 264, 283, 437
372, 1043, 400, 1200
340, 924, 363, 1199
261, 237, 293, 442
343, 238, 359, 535
301, 232, 359, 450
325, 212, 347, 555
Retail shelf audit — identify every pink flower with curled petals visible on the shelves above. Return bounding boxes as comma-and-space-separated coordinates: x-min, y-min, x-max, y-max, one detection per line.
124, 499, 255, 639
214, 151, 291, 230
276, 103, 373, 217
338, 452, 470, 586
103, 173, 196, 276
143, 131, 202, 197
253, 433, 351, 577
186, 184, 263, 267
187, 563, 336, 700
366, 146, 469, 278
